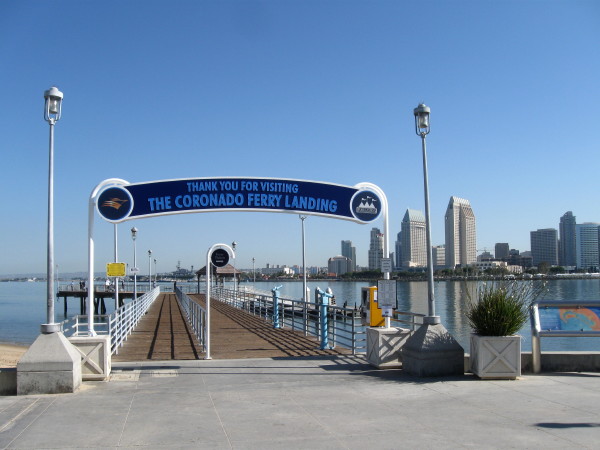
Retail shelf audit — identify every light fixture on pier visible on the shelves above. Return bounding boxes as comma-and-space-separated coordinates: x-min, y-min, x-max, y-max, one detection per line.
414, 103, 437, 324
131, 227, 138, 299
41, 86, 64, 334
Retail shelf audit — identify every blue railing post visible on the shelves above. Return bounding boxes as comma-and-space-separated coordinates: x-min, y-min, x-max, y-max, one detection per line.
272, 285, 282, 329
317, 287, 334, 350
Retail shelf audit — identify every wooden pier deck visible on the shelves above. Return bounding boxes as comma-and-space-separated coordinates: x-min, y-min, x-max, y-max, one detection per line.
113, 293, 349, 361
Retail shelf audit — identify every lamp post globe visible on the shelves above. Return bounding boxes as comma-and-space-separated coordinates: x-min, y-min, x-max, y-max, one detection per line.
44, 86, 63, 123
41, 86, 63, 334
414, 103, 431, 136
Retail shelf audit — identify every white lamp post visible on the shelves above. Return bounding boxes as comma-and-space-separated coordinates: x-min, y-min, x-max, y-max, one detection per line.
42, 86, 63, 334
131, 227, 138, 299
414, 103, 439, 325
300, 215, 307, 302
231, 241, 237, 296
148, 250, 152, 291
252, 257, 256, 284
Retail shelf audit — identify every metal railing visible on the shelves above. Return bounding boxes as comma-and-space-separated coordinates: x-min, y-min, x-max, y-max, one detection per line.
213, 287, 424, 354
175, 286, 207, 351
61, 286, 160, 354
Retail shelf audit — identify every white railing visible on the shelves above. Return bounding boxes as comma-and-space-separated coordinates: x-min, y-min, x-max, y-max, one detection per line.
61, 286, 161, 354
175, 286, 207, 352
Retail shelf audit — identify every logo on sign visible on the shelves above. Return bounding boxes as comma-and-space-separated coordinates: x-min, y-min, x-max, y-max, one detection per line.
211, 248, 230, 268
350, 190, 380, 222
97, 186, 134, 222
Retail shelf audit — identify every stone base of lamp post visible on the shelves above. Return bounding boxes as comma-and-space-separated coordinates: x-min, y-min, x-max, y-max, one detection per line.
17, 332, 81, 395
401, 323, 464, 377
366, 327, 411, 369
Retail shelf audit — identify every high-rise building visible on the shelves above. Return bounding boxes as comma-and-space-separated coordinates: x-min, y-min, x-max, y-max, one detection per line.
432, 245, 446, 270
394, 232, 402, 270
495, 243, 510, 260
368, 227, 384, 270
445, 196, 477, 268
328, 255, 352, 276
559, 211, 577, 267
530, 228, 558, 267
401, 209, 426, 268
576, 223, 600, 270
341, 240, 357, 272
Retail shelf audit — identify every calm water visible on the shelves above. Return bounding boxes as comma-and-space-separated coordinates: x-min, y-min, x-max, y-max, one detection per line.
2, 279, 600, 352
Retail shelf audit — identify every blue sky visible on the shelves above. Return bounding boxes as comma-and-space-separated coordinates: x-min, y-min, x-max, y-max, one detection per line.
1, 0, 599, 275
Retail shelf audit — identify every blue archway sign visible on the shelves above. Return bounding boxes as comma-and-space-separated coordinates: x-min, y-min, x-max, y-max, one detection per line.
86, 176, 389, 338
96, 177, 383, 224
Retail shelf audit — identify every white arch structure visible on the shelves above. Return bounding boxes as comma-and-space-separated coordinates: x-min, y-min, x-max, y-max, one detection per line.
86, 177, 390, 335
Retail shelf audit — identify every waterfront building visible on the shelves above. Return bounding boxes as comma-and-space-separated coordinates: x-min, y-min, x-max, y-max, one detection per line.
474, 260, 507, 271
261, 264, 295, 276
575, 223, 600, 270
432, 245, 445, 271
530, 229, 558, 267
328, 255, 352, 276
495, 243, 510, 260
477, 251, 494, 262
341, 240, 356, 272
394, 232, 402, 270
559, 211, 577, 267
401, 209, 426, 268
445, 196, 477, 268
368, 227, 384, 270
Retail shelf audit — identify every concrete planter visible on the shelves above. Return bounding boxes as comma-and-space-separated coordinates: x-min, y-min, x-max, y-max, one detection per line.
470, 334, 521, 379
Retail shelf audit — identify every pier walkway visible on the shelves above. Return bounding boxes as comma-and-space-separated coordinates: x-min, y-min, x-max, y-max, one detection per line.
113, 293, 349, 361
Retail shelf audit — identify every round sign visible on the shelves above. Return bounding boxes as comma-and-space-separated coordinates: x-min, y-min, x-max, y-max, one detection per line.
97, 186, 134, 222
350, 190, 381, 222
211, 248, 230, 267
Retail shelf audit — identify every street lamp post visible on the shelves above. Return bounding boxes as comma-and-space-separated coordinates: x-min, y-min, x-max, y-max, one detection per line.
231, 241, 237, 297
42, 86, 63, 334
252, 257, 256, 284
154, 258, 157, 285
300, 215, 307, 303
131, 227, 138, 300
414, 103, 439, 325
148, 250, 152, 291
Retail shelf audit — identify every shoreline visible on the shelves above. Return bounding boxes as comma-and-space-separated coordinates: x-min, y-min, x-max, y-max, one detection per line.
0, 342, 29, 368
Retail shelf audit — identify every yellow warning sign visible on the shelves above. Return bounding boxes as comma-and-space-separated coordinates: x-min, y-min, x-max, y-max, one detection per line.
106, 262, 126, 277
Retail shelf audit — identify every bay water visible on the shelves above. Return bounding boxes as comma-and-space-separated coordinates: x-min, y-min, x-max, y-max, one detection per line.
2, 279, 599, 352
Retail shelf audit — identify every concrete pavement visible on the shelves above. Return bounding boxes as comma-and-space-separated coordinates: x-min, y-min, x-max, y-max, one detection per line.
1, 355, 600, 449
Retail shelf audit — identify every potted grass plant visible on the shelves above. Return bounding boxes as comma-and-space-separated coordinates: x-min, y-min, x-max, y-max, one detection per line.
466, 280, 544, 379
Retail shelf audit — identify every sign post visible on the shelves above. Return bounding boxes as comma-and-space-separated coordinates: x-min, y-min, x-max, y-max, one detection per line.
205, 243, 235, 360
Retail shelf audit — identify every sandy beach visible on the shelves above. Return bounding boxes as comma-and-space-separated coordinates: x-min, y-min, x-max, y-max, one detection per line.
0, 343, 28, 368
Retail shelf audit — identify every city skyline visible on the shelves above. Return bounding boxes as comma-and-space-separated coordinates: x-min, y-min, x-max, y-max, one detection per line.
2, 1, 599, 275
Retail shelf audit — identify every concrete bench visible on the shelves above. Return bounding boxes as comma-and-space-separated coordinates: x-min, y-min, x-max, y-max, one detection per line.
530, 300, 600, 373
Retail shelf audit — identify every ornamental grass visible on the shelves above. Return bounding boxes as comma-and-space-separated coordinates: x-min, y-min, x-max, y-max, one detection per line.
466, 281, 546, 336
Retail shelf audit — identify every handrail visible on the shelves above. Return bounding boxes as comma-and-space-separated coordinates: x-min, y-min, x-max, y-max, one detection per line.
212, 287, 424, 355
175, 286, 207, 352
60, 286, 160, 354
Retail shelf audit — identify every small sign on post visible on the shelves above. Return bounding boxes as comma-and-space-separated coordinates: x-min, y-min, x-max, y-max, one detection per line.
106, 262, 126, 278
380, 257, 392, 274
377, 279, 397, 309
